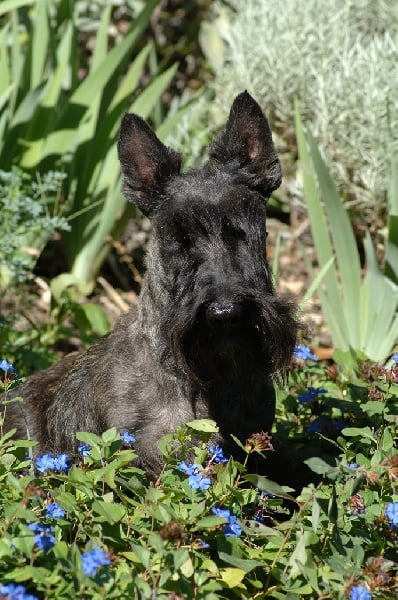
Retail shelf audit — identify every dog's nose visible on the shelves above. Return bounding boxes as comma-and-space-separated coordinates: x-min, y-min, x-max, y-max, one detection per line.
206, 302, 243, 327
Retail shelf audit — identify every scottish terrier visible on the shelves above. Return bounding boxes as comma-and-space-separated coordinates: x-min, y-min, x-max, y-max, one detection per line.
4, 92, 297, 477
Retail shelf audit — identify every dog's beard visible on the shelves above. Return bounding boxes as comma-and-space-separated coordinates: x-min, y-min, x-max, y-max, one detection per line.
162, 290, 298, 383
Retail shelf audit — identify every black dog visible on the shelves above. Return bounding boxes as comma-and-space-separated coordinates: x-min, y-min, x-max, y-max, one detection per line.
4, 92, 297, 477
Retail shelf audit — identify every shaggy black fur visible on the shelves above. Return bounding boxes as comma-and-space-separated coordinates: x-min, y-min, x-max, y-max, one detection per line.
3, 92, 297, 478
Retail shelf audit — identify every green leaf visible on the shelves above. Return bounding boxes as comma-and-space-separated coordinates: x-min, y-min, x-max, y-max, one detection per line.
295, 105, 347, 349
244, 474, 297, 501
218, 552, 262, 572
74, 303, 110, 336
304, 457, 338, 477
186, 419, 219, 433
219, 568, 246, 588
306, 127, 362, 347
341, 427, 377, 442
192, 516, 227, 531
0, 0, 35, 16
91, 500, 126, 523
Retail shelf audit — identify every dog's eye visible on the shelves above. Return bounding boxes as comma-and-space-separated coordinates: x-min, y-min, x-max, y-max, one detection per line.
224, 222, 246, 241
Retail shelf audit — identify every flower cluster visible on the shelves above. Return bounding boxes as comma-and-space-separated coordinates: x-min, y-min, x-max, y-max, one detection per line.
45, 502, 65, 519
211, 507, 242, 537
35, 453, 69, 473
292, 345, 318, 362
120, 431, 136, 445
0, 358, 17, 380
28, 523, 55, 551
207, 444, 228, 464
245, 431, 274, 453
77, 443, 91, 457
0, 358, 14, 372
0, 583, 38, 600
306, 416, 346, 434
81, 547, 111, 576
298, 386, 327, 403
385, 501, 398, 528
350, 584, 372, 600
177, 461, 211, 491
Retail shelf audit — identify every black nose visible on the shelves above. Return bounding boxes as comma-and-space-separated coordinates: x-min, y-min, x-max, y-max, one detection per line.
206, 302, 243, 327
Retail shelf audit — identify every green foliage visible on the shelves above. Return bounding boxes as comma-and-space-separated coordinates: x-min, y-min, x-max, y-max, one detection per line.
0, 0, 194, 292
209, 0, 398, 211
0, 167, 69, 288
0, 289, 109, 376
0, 352, 397, 598
295, 108, 398, 362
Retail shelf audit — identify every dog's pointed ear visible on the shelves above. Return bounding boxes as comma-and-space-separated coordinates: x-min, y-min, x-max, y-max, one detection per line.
208, 91, 282, 198
118, 113, 182, 216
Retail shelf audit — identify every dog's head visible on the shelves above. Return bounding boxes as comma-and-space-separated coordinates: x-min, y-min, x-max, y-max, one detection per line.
118, 92, 297, 381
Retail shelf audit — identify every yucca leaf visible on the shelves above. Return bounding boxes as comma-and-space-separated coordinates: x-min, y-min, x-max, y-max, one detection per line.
129, 64, 179, 119
0, 0, 35, 16
385, 162, 398, 284
0, 23, 11, 97
30, 0, 49, 89
360, 232, 398, 360
305, 128, 362, 348
90, 4, 112, 72
295, 105, 348, 347
300, 256, 335, 308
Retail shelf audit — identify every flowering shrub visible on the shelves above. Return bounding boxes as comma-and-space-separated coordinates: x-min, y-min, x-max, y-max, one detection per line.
0, 348, 397, 598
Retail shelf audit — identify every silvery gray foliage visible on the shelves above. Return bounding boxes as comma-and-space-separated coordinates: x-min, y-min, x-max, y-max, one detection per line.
210, 0, 398, 209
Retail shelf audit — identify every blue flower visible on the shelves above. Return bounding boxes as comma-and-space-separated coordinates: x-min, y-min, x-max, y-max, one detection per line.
298, 386, 327, 403
223, 515, 242, 537
211, 507, 231, 519
207, 444, 228, 463
0, 583, 38, 600
28, 523, 55, 551
0, 358, 14, 372
35, 454, 56, 473
211, 507, 242, 536
306, 416, 346, 434
350, 584, 372, 600
52, 453, 69, 472
81, 547, 111, 576
177, 461, 201, 476
385, 502, 398, 528
35, 453, 69, 473
78, 443, 91, 457
45, 502, 65, 519
348, 463, 361, 469
120, 431, 136, 445
293, 345, 317, 361
188, 472, 211, 490
391, 352, 398, 363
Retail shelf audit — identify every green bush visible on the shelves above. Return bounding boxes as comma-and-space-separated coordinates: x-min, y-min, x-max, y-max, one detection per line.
0, 349, 397, 598
208, 0, 398, 212
0, 0, 193, 292
0, 167, 69, 289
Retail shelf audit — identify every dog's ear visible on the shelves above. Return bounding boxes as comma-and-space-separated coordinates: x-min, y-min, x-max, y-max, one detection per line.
118, 113, 182, 216
208, 91, 281, 198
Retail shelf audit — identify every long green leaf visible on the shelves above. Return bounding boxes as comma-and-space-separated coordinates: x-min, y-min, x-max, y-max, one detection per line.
129, 64, 178, 118
360, 232, 398, 360
30, 0, 49, 89
295, 105, 348, 347
306, 128, 362, 347
385, 161, 398, 284
300, 256, 335, 308
0, 0, 35, 17
0, 22, 11, 97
